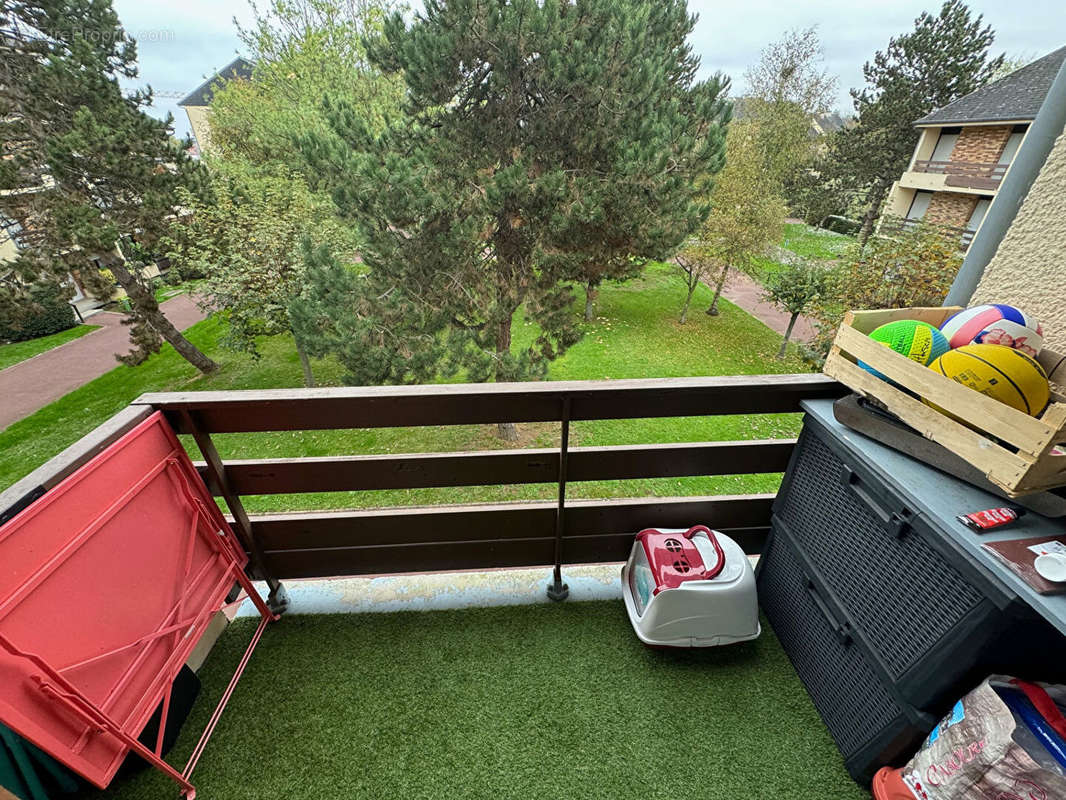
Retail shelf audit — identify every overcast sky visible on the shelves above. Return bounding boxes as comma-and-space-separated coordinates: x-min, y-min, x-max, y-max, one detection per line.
115, 0, 1066, 140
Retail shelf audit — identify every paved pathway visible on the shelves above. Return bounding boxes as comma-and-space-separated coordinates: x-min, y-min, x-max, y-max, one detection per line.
0, 294, 207, 431
718, 269, 817, 343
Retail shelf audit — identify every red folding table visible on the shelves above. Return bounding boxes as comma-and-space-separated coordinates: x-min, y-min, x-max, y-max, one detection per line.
0, 412, 275, 798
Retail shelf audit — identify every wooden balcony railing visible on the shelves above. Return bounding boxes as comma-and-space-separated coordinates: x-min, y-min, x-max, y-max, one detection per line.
912, 159, 1008, 190
0, 375, 845, 590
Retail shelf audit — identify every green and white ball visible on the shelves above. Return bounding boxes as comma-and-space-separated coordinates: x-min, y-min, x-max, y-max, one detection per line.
860, 320, 950, 382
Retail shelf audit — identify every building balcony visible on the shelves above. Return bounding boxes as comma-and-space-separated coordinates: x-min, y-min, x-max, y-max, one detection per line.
877, 214, 975, 251
899, 158, 1008, 193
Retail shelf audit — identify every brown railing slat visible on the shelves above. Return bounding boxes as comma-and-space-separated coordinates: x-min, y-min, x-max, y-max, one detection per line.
137, 374, 842, 433
248, 494, 774, 551
195, 439, 795, 495
258, 527, 771, 579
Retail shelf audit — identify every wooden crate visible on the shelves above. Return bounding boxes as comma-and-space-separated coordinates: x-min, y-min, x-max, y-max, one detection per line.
823, 306, 1066, 497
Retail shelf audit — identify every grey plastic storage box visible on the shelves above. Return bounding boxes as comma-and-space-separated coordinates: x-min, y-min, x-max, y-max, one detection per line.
757, 404, 1066, 782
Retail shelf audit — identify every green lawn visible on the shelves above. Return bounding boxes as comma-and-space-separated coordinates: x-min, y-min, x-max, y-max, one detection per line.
91, 603, 866, 800
0, 263, 810, 507
750, 223, 854, 286
0, 324, 99, 371
780, 222, 854, 261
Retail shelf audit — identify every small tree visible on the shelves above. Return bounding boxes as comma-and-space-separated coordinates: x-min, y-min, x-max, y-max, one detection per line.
165, 161, 352, 386
809, 222, 963, 356
697, 121, 788, 316
763, 261, 827, 359
674, 241, 714, 324
743, 27, 838, 189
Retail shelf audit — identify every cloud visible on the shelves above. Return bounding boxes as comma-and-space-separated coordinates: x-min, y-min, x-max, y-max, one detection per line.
121, 0, 1066, 138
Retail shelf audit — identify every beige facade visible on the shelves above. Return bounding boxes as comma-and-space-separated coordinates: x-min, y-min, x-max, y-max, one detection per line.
184, 105, 212, 154
0, 232, 17, 263
972, 121, 1066, 353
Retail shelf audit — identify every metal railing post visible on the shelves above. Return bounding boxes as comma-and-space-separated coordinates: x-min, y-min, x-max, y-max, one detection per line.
546, 396, 571, 601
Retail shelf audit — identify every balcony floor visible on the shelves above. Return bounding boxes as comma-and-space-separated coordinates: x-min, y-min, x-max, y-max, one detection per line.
91, 602, 868, 800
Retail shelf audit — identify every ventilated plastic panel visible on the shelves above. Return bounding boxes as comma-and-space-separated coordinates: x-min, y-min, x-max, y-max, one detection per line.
757, 529, 930, 781
775, 430, 992, 686
0, 412, 247, 789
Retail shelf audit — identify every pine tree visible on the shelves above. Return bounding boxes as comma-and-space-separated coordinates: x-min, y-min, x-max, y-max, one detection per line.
840, 0, 1004, 245
0, 0, 217, 372
301, 0, 729, 438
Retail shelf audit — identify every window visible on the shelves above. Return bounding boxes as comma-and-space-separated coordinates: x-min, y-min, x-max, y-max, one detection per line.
907, 190, 933, 220
998, 126, 1028, 165
0, 214, 26, 250
931, 127, 961, 162
967, 198, 991, 232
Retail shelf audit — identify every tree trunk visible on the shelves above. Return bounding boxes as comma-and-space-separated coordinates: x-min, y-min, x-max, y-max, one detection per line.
110, 260, 218, 374
294, 335, 316, 387
584, 280, 599, 321
494, 315, 519, 442
706, 264, 729, 317
858, 180, 888, 250
777, 312, 799, 360
679, 281, 697, 324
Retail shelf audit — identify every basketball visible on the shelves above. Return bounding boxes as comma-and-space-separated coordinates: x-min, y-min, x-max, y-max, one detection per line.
929, 344, 1050, 417
860, 320, 949, 381
940, 304, 1043, 356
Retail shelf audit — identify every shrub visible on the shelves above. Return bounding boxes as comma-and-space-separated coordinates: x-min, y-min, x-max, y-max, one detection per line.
808, 222, 962, 359
0, 280, 76, 342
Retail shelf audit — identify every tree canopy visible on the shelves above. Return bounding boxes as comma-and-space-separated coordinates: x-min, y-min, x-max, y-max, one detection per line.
742, 26, 837, 190
684, 120, 787, 317
165, 160, 356, 385
300, 0, 730, 438
208, 0, 404, 177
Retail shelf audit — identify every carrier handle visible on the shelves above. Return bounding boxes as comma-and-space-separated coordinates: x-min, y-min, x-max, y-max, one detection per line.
683, 525, 726, 580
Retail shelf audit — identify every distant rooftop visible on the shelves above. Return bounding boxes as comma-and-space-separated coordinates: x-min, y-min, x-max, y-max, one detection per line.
178, 57, 255, 108
916, 45, 1066, 126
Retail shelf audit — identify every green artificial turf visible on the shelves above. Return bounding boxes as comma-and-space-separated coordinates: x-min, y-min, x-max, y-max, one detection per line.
0, 324, 99, 371
0, 263, 810, 504
93, 603, 868, 800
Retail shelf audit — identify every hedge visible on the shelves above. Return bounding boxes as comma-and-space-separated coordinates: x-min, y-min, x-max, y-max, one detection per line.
0, 282, 76, 343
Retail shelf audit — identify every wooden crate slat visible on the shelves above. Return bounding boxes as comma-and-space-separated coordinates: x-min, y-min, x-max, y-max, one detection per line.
825, 354, 1034, 493
831, 324, 1055, 453
844, 306, 960, 334
195, 439, 795, 495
